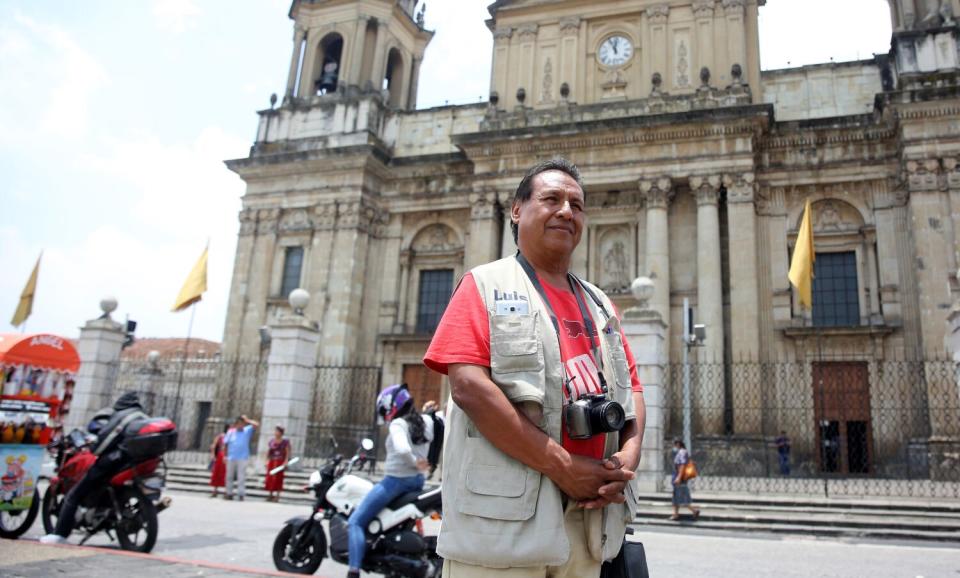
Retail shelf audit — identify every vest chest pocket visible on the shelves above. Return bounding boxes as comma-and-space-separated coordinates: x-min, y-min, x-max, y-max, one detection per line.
490, 312, 543, 374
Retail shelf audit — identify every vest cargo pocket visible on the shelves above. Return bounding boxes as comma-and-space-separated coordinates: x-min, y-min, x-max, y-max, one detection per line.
457, 435, 541, 521
490, 312, 543, 374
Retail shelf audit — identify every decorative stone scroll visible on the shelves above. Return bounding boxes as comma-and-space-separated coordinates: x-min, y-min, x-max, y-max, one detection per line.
517, 23, 539, 41
722, 0, 746, 17
411, 224, 462, 253
690, 175, 722, 205
257, 208, 280, 235
693, 0, 716, 19
279, 208, 312, 233
723, 172, 756, 204
493, 26, 513, 42
541, 58, 554, 104
647, 4, 670, 24
469, 191, 499, 220
239, 208, 257, 236
639, 177, 674, 209
905, 158, 943, 192
559, 17, 581, 36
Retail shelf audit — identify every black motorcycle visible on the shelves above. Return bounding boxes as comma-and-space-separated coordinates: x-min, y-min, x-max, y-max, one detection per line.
272, 438, 443, 577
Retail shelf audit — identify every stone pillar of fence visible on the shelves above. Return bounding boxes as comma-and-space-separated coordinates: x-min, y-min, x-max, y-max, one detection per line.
256, 289, 320, 470
621, 277, 668, 492
65, 297, 126, 432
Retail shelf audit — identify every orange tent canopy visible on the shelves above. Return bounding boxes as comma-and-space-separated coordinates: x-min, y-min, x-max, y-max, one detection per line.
0, 334, 80, 373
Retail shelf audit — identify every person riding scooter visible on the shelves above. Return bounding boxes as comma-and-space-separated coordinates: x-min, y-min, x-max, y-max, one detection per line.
346, 384, 434, 578
40, 391, 147, 544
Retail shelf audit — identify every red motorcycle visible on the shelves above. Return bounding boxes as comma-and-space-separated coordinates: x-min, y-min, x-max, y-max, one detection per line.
41, 418, 177, 552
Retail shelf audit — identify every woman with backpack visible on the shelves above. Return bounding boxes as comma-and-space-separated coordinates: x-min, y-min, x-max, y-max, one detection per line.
345, 384, 433, 578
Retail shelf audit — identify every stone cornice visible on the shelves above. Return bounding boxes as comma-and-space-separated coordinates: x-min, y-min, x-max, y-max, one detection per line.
762, 126, 897, 150
457, 104, 770, 157
895, 103, 960, 120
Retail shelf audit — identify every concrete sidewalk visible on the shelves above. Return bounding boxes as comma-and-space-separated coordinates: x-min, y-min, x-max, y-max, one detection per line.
0, 538, 322, 578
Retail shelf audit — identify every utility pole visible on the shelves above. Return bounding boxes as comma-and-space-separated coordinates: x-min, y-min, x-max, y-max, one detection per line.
682, 298, 706, 454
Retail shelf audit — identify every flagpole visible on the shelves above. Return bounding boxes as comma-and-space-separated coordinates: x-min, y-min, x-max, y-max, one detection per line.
173, 302, 197, 426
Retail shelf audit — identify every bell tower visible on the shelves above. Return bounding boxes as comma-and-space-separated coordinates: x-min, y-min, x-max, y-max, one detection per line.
283, 0, 433, 110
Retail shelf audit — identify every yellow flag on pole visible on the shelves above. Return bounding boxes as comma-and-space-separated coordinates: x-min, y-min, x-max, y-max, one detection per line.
11, 253, 41, 327
172, 247, 208, 312
788, 199, 816, 309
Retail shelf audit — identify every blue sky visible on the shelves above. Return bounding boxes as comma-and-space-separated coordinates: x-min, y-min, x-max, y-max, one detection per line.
0, 0, 891, 343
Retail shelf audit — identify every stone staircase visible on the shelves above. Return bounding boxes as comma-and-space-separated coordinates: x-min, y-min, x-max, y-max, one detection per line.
632, 491, 960, 542
163, 463, 960, 542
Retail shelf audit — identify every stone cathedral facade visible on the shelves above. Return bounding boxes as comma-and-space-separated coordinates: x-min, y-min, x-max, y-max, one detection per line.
223, 0, 960, 475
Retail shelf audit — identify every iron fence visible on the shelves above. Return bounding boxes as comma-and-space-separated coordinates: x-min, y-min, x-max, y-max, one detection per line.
305, 364, 382, 460
106, 357, 383, 459
105, 355, 267, 451
662, 356, 960, 497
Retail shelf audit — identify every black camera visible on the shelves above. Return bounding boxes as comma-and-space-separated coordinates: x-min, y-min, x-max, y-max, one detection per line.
564, 394, 625, 440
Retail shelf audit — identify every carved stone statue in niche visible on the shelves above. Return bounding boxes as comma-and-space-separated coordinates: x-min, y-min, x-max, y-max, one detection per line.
602, 239, 630, 291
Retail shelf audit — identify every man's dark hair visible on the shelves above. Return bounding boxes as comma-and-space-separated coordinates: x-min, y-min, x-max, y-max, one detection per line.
511, 157, 584, 244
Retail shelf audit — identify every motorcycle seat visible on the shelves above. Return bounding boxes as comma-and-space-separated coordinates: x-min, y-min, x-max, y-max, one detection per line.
385, 490, 421, 510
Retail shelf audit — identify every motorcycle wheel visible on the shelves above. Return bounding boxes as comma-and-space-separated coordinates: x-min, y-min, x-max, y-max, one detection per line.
273, 523, 325, 575
115, 487, 158, 553
41, 484, 64, 535
0, 488, 40, 539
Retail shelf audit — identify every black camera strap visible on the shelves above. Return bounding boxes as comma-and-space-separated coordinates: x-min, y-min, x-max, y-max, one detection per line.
515, 253, 609, 397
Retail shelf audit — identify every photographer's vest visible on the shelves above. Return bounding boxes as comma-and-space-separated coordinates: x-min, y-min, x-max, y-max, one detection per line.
437, 256, 638, 568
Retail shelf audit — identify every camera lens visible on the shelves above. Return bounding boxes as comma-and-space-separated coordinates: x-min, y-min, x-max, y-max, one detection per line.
591, 400, 625, 433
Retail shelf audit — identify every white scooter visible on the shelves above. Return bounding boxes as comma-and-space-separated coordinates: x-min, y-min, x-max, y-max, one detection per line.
272, 438, 442, 577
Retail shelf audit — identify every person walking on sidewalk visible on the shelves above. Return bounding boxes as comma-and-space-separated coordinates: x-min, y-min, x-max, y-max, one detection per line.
224, 415, 258, 501
776, 431, 791, 476
264, 425, 290, 502
671, 439, 700, 521
209, 424, 228, 497
424, 158, 647, 577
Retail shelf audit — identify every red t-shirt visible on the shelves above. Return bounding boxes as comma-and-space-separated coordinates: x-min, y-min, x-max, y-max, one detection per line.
423, 273, 643, 460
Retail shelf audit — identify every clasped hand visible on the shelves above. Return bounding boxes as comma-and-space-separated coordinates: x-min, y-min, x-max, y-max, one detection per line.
554, 454, 634, 510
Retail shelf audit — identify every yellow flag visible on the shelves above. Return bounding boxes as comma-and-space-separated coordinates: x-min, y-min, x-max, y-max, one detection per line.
788, 199, 816, 309
11, 253, 41, 327
172, 247, 208, 312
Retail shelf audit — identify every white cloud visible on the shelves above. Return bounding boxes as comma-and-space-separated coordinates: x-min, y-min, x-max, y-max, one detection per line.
1, 126, 250, 342
0, 13, 108, 144
153, 0, 202, 33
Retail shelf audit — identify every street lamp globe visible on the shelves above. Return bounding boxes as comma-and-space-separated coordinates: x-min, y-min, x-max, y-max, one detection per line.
630, 276, 655, 308
100, 296, 118, 317
288, 288, 310, 315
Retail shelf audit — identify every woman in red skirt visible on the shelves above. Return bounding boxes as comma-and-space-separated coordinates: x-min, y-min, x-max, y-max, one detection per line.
209, 424, 228, 497
264, 425, 290, 502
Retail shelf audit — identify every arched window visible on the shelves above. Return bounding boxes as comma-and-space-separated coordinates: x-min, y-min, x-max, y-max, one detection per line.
314, 33, 343, 95
383, 47, 405, 107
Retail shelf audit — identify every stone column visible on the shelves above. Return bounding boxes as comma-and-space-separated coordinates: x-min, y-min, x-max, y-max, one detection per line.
256, 291, 321, 469
349, 16, 370, 87
724, 173, 761, 434
285, 27, 306, 100
691, 175, 725, 435
464, 192, 502, 270
395, 250, 412, 333
639, 177, 673, 325
406, 56, 423, 110
500, 211, 516, 258
65, 299, 126, 432
621, 278, 668, 492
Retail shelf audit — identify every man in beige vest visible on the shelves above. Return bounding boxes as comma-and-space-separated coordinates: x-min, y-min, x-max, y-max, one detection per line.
424, 158, 646, 577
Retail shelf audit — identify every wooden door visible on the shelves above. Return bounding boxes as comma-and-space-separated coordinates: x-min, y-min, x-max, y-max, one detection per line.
402, 364, 442, 411
812, 362, 873, 474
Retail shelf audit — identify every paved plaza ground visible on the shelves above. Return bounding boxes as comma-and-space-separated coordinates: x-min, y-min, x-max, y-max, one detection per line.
2, 490, 959, 577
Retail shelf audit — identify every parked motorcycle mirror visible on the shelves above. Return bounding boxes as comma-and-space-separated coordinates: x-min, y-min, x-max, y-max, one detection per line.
361, 438, 374, 451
